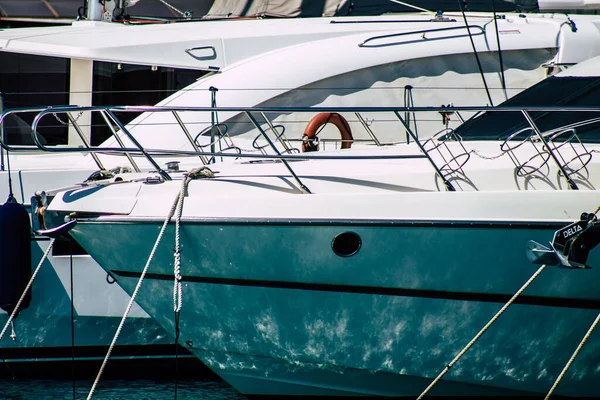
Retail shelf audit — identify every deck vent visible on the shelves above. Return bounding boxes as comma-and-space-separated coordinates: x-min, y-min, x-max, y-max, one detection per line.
332, 231, 361, 257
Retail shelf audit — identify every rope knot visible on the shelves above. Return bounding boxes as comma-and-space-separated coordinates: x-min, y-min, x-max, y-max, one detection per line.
183, 166, 215, 196
187, 166, 215, 180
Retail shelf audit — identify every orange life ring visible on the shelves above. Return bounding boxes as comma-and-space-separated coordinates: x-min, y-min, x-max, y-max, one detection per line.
302, 112, 353, 152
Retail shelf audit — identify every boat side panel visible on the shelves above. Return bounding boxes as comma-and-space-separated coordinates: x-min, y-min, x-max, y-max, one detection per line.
68, 219, 600, 396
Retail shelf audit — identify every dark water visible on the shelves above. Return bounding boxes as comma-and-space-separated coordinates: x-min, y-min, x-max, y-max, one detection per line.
0, 380, 248, 400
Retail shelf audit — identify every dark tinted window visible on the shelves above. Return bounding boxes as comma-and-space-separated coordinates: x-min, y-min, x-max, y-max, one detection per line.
0, 53, 69, 145
454, 77, 600, 143
0, 53, 206, 145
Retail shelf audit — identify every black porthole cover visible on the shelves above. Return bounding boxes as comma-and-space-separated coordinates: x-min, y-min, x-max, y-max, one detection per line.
332, 231, 362, 257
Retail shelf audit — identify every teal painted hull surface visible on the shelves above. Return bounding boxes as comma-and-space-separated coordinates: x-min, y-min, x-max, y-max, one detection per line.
0, 241, 173, 351
71, 219, 600, 396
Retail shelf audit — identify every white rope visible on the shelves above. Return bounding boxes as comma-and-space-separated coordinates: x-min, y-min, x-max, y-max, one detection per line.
87, 168, 212, 399
544, 204, 600, 398
87, 191, 182, 400
172, 170, 209, 312
417, 263, 548, 399
173, 179, 186, 313
0, 238, 55, 341
545, 311, 600, 399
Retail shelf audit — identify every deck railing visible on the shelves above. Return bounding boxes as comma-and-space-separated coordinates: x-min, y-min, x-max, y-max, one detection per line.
1, 104, 599, 192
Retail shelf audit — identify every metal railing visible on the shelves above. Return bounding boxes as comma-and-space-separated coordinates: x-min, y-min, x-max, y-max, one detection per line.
358, 25, 485, 48
0, 104, 599, 193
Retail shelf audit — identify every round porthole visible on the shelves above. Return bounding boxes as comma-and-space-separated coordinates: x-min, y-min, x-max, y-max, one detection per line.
332, 231, 361, 257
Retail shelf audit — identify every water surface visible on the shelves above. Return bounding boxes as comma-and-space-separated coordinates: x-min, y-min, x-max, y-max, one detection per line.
0, 379, 247, 400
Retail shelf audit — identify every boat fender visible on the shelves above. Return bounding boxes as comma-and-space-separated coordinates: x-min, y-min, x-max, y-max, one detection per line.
0, 198, 32, 317
302, 112, 353, 152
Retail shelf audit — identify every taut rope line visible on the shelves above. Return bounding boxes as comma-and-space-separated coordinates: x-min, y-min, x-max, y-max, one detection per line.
545, 204, 600, 399
0, 239, 55, 341
87, 167, 213, 400
86, 186, 182, 400
545, 312, 600, 399
417, 263, 548, 399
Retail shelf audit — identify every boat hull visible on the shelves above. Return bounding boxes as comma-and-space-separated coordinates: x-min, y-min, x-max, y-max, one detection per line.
0, 238, 209, 379
68, 213, 600, 396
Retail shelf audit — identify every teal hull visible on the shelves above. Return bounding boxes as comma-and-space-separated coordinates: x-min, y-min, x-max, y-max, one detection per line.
70, 218, 600, 396
0, 239, 194, 379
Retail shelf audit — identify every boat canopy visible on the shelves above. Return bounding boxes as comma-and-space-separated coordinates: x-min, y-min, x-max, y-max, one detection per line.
0, 0, 517, 20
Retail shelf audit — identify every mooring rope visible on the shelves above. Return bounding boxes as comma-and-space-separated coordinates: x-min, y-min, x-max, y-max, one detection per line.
171, 178, 186, 400
0, 238, 55, 341
170, 168, 212, 400
173, 182, 185, 314
173, 167, 213, 314
417, 263, 548, 399
86, 190, 182, 400
545, 313, 600, 398
87, 167, 213, 400
543, 205, 600, 398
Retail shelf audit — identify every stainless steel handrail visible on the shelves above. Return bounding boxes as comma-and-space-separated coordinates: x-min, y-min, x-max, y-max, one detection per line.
358, 25, 485, 47
26, 105, 436, 161
96, 109, 140, 172
522, 110, 578, 190
246, 111, 311, 194
185, 46, 217, 60
171, 110, 210, 165
29, 106, 171, 180
0, 106, 105, 171
394, 110, 455, 191
0, 106, 67, 152
66, 111, 105, 171
1, 103, 597, 192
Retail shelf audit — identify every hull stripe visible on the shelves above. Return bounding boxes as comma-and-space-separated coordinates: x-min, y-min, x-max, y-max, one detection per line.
111, 270, 600, 310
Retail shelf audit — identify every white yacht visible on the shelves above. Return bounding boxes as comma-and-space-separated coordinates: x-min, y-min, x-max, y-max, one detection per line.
2, 1, 600, 379
35, 55, 600, 396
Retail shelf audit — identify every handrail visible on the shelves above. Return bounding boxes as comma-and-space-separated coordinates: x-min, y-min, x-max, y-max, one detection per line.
0, 103, 596, 193
101, 109, 170, 180
259, 111, 296, 154
394, 111, 455, 191
184, 46, 217, 60
29, 107, 172, 181
97, 109, 141, 172
0, 106, 64, 152
245, 111, 311, 194
0, 105, 104, 171
20, 104, 600, 115
26, 105, 432, 161
521, 110, 578, 190
355, 112, 382, 146
540, 116, 600, 139
358, 24, 485, 48
171, 110, 210, 165
65, 111, 105, 171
